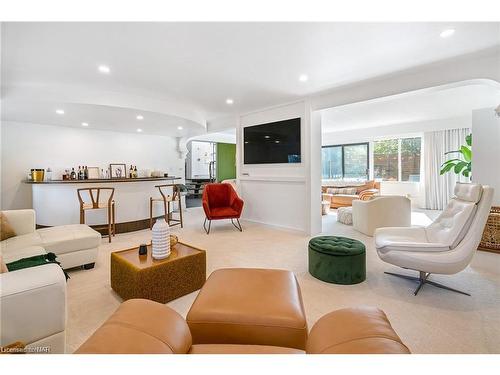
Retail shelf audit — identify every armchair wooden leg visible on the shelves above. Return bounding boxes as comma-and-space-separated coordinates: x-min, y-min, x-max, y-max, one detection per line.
112, 202, 116, 236
107, 207, 112, 243
179, 199, 184, 228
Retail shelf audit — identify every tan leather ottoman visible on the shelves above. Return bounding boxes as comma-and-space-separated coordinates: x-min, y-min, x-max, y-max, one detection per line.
186, 268, 308, 350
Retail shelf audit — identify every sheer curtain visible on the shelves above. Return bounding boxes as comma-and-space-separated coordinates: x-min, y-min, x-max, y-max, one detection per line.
424, 128, 471, 210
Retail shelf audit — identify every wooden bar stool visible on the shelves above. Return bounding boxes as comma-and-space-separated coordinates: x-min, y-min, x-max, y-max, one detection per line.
149, 184, 183, 229
77, 187, 116, 243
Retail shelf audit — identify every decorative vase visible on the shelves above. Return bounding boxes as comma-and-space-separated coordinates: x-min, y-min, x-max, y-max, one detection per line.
169, 234, 178, 248
152, 218, 170, 259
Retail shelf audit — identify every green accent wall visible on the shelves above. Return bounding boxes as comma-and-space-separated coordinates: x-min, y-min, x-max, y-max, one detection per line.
216, 143, 236, 182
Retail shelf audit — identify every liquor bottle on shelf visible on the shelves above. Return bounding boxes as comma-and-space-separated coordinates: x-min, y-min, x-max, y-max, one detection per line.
70, 167, 77, 180
129, 165, 133, 178
84, 166, 89, 179
134, 166, 138, 178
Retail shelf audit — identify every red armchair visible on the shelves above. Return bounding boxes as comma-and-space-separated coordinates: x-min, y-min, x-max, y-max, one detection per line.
202, 183, 244, 234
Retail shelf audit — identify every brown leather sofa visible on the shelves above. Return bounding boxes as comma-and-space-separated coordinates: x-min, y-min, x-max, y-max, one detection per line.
76, 268, 409, 354
75, 299, 409, 354
322, 180, 380, 208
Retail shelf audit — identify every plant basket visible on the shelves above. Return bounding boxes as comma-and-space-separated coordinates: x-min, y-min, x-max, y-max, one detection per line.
479, 206, 500, 254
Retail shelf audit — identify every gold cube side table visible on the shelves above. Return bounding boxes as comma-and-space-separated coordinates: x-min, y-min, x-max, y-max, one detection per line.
111, 242, 206, 303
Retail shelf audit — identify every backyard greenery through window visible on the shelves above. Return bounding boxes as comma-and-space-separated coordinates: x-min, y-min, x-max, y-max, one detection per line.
374, 137, 421, 182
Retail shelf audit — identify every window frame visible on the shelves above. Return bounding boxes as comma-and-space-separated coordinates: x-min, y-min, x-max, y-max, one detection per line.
322, 142, 370, 180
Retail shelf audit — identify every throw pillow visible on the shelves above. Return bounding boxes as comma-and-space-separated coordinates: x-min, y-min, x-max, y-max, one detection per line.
0, 212, 16, 241
326, 187, 358, 195
0, 255, 8, 273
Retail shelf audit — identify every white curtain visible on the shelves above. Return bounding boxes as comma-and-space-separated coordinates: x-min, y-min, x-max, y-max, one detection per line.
424, 128, 471, 210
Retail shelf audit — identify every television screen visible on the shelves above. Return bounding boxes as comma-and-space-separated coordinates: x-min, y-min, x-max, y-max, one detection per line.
243, 118, 301, 164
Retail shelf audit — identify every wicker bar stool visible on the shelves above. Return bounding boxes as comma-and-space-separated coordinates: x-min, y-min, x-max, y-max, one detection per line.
149, 184, 183, 229
77, 187, 116, 243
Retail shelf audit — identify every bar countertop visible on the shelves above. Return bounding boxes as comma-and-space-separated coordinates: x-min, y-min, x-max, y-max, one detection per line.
24, 176, 181, 184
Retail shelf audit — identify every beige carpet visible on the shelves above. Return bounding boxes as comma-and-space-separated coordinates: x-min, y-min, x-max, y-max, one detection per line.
66, 207, 500, 354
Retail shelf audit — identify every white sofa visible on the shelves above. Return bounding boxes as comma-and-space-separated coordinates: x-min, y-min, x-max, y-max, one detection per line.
1, 209, 101, 270
352, 196, 411, 236
0, 209, 101, 353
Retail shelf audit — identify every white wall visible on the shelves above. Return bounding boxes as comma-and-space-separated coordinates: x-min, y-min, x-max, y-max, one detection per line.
237, 101, 313, 232
1, 121, 185, 210
473, 108, 500, 205
322, 116, 470, 146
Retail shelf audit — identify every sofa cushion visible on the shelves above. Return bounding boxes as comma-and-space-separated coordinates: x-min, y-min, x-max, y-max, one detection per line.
0, 212, 17, 241
76, 299, 192, 354
0, 254, 8, 273
1, 245, 47, 264
37, 224, 101, 255
326, 187, 357, 195
187, 268, 308, 350
306, 306, 410, 354
1, 231, 43, 255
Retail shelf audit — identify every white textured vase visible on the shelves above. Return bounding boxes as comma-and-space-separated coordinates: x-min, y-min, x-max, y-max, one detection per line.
152, 218, 171, 259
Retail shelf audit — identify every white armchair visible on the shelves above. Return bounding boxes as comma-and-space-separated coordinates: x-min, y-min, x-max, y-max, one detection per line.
352, 196, 411, 236
374, 183, 494, 296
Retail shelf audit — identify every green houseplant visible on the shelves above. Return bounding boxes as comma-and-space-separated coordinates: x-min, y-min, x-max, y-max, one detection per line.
440, 133, 472, 179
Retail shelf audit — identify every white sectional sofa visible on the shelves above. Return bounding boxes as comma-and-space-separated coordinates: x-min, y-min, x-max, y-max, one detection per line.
0, 209, 101, 353
1, 209, 101, 269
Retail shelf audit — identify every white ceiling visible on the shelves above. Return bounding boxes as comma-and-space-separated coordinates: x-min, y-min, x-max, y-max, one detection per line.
321, 83, 500, 132
2, 22, 500, 135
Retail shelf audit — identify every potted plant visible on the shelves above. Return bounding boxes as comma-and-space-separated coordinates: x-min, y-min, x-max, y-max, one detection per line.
440, 134, 472, 180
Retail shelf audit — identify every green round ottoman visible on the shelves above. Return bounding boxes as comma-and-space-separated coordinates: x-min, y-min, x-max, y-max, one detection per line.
308, 236, 366, 285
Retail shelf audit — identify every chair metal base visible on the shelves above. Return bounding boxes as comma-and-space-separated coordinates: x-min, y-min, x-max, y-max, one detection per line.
384, 271, 471, 296
203, 218, 242, 234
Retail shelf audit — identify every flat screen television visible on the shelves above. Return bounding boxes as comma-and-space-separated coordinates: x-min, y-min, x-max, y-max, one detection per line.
243, 118, 301, 164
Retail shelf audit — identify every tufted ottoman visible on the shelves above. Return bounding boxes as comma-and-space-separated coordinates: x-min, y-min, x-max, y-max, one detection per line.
308, 236, 366, 285
337, 206, 353, 225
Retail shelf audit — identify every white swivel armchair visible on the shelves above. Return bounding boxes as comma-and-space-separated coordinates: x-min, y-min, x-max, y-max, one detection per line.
374, 183, 493, 296
352, 196, 411, 236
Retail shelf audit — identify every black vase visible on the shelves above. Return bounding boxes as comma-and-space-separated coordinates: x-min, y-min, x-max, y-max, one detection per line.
138, 244, 148, 256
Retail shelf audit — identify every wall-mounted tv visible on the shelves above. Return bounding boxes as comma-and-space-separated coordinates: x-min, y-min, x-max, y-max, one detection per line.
243, 118, 301, 164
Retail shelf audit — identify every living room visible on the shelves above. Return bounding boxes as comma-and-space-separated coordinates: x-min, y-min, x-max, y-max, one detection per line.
1, 1, 500, 373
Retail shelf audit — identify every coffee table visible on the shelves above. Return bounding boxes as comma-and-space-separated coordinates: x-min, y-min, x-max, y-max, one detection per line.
110, 242, 206, 303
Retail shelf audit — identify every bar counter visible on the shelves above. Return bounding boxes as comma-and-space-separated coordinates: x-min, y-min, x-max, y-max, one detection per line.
26, 177, 183, 232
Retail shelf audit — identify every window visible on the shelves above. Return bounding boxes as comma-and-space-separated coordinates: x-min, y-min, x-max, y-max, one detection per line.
374, 137, 421, 182
322, 143, 369, 180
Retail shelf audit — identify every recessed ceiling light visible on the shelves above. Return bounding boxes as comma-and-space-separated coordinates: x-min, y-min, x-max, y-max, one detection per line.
440, 29, 455, 38
137, 128, 143, 133
81, 122, 89, 127
136, 115, 144, 120
98, 65, 111, 74
275, 140, 280, 143
226, 98, 234, 105
299, 74, 308, 82
177, 126, 183, 130
264, 135, 270, 139
55, 109, 64, 115
244, 141, 249, 144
